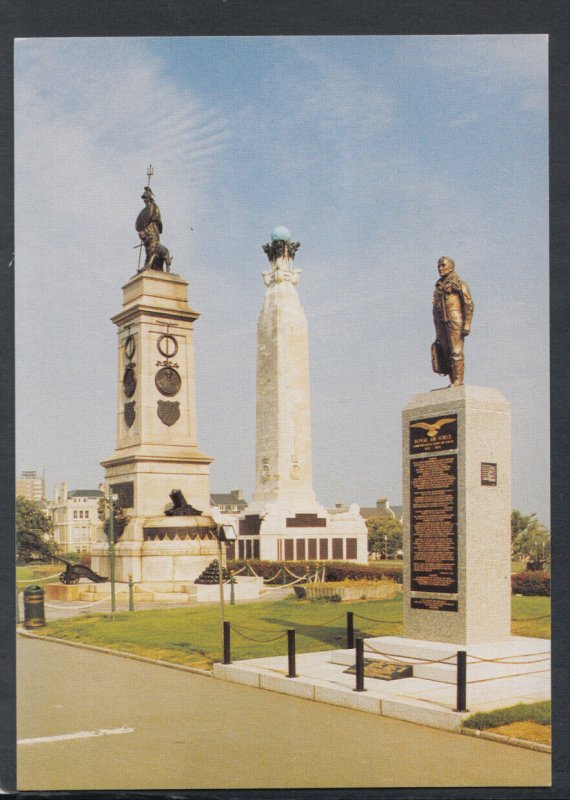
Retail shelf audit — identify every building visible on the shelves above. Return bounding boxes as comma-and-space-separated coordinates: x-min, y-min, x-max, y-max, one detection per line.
16, 470, 45, 504
359, 497, 403, 523
49, 482, 105, 554
210, 489, 248, 514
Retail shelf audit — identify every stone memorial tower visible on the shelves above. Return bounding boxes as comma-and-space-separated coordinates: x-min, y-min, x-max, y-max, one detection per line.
240, 227, 368, 563
91, 178, 219, 584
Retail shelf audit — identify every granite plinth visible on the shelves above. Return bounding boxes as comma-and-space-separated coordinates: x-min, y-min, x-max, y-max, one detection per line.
402, 386, 511, 644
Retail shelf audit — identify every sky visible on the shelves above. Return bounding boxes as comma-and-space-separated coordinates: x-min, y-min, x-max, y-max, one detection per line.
14, 35, 550, 523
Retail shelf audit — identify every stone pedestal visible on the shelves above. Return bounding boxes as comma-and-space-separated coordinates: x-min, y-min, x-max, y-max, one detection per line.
91, 268, 218, 583
402, 385, 511, 644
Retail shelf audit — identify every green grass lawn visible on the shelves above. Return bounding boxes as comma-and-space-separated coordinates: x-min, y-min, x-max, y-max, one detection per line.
16, 563, 62, 586
33, 594, 550, 670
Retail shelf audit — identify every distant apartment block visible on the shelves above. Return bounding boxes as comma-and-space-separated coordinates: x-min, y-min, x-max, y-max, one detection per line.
16, 470, 45, 504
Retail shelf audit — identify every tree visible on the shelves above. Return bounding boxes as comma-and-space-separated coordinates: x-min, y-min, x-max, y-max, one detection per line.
16, 495, 54, 561
511, 510, 550, 562
365, 516, 403, 559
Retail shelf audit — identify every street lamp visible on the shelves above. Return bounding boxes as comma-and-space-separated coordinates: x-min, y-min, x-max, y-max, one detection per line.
108, 490, 119, 612
217, 524, 237, 657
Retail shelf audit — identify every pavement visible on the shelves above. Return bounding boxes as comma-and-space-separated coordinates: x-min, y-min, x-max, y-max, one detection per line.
213, 634, 550, 734
17, 634, 551, 792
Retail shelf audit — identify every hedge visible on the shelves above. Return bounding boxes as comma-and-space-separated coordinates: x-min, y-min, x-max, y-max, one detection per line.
511, 571, 550, 596
229, 559, 550, 595
228, 559, 403, 584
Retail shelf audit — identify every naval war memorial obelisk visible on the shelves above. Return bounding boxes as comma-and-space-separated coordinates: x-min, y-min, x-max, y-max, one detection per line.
239, 227, 368, 563
90, 178, 219, 584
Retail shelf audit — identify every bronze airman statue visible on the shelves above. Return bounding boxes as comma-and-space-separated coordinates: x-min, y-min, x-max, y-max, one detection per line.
432, 257, 474, 386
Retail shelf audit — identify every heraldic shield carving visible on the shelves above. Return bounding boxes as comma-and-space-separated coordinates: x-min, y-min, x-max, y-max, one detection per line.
124, 401, 136, 428
157, 400, 180, 426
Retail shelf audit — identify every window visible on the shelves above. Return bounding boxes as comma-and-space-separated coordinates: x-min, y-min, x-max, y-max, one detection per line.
253, 540, 260, 559
296, 539, 306, 561
308, 539, 317, 560
245, 540, 252, 559
332, 538, 343, 559
319, 539, 328, 560
346, 538, 357, 559
284, 539, 294, 561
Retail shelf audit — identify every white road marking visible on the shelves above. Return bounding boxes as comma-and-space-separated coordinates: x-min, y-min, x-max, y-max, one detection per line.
18, 726, 135, 745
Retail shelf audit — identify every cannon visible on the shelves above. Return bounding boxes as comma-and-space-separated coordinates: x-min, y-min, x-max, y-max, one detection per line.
164, 489, 203, 517
55, 556, 109, 585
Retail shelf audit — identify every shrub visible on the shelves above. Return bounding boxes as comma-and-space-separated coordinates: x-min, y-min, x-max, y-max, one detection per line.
464, 701, 551, 730
228, 559, 403, 584
511, 571, 550, 596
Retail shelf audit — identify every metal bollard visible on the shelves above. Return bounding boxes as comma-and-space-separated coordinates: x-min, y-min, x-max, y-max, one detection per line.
23, 585, 45, 629
230, 572, 236, 605
281, 566, 287, 586
353, 636, 366, 692
287, 629, 297, 678
128, 575, 134, 611
223, 621, 231, 664
454, 650, 468, 712
346, 611, 354, 649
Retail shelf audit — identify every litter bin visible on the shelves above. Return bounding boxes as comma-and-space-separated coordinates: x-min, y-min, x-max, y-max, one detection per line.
23, 585, 45, 629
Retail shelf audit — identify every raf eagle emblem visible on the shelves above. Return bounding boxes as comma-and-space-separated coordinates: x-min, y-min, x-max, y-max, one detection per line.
410, 418, 456, 438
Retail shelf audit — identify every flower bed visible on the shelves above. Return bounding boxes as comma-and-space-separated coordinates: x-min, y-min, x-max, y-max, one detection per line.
295, 579, 401, 602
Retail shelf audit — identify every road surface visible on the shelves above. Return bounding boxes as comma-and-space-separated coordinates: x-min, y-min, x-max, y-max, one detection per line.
17, 635, 551, 791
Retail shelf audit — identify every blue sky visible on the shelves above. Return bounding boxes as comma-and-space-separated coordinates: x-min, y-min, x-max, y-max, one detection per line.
14, 35, 549, 523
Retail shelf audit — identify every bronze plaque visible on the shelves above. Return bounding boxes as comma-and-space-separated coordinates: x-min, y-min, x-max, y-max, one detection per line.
409, 414, 457, 454
144, 526, 216, 541
157, 400, 180, 426
111, 482, 134, 509
124, 401, 136, 428
155, 366, 181, 396
344, 659, 413, 681
411, 597, 458, 612
239, 515, 261, 536
410, 454, 458, 594
481, 462, 498, 486
286, 513, 327, 528
123, 367, 137, 398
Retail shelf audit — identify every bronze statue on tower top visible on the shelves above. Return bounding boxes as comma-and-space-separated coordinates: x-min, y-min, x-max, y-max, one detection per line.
431, 256, 474, 386
135, 166, 173, 272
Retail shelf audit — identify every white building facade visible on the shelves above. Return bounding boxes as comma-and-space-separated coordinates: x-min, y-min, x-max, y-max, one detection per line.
50, 482, 105, 554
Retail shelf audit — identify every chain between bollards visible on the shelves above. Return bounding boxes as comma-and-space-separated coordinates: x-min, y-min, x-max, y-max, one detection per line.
353, 636, 366, 692
454, 650, 468, 712
223, 620, 231, 664
346, 611, 354, 649
287, 629, 297, 678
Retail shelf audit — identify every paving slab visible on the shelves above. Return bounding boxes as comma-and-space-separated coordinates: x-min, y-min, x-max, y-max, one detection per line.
213, 635, 551, 732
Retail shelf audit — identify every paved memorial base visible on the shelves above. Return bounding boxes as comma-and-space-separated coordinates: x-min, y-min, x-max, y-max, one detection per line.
75, 576, 264, 603
213, 634, 550, 733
